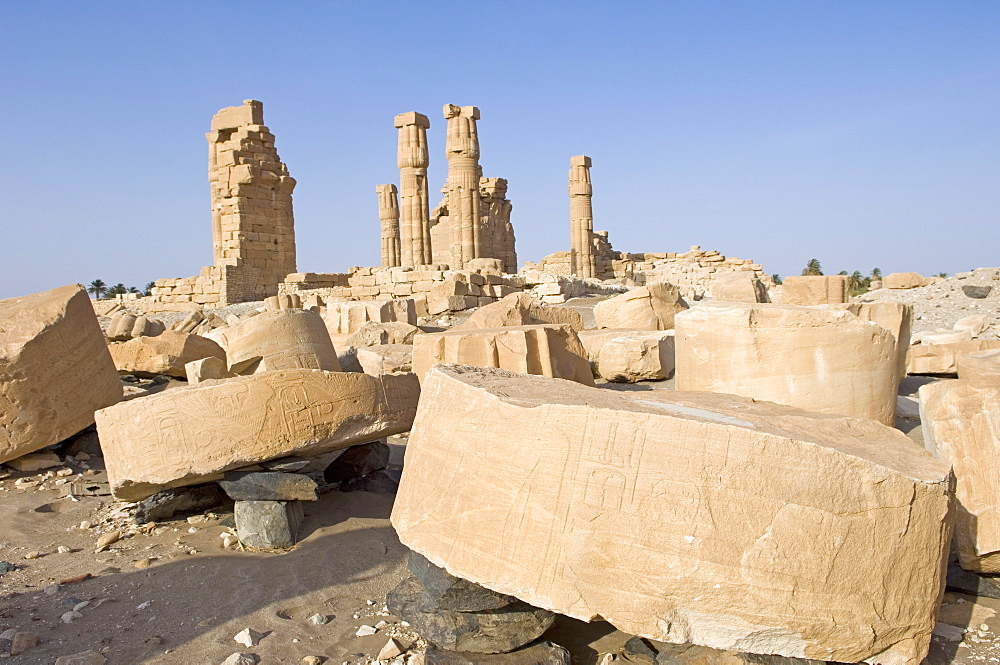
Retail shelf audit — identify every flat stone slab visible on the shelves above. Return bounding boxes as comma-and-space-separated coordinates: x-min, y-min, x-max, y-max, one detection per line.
218, 471, 318, 501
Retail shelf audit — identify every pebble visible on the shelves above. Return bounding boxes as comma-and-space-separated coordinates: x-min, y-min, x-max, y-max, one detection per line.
221, 654, 259, 665
0, 561, 15, 575
134, 558, 152, 570
9, 631, 40, 656
61, 610, 82, 623
377, 638, 404, 660
137, 601, 152, 609
234, 627, 262, 647
24, 550, 40, 560
356, 624, 377, 637
54, 650, 107, 665
44, 584, 59, 595
95, 531, 120, 551
57, 545, 71, 554
221, 533, 238, 549
79, 521, 92, 530
301, 657, 322, 665
308, 613, 328, 625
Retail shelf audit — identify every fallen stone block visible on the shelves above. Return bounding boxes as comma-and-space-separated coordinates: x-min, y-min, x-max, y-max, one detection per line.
356, 344, 413, 375
577, 329, 675, 382
185, 356, 232, 384
218, 471, 318, 501
954, 314, 989, 337
593, 283, 688, 330
0, 284, 123, 463
780, 275, 849, 305
412, 325, 593, 386
710, 272, 770, 303
676, 303, 898, 425
388, 576, 554, 654
96, 369, 420, 500
455, 293, 584, 332
392, 365, 953, 665
346, 321, 420, 347
883, 272, 928, 289
216, 309, 341, 374
827, 302, 912, 383
109, 330, 226, 378
907, 340, 1000, 376
958, 349, 1000, 384
133, 484, 229, 523
5, 451, 62, 472
235, 500, 303, 549
920, 379, 1000, 571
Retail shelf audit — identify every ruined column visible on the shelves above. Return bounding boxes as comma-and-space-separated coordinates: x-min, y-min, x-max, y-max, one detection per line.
443, 104, 483, 268
480, 177, 516, 273
207, 100, 296, 302
569, 155, 595, 279
393, 112, 432, 267
376, 184, 401, 268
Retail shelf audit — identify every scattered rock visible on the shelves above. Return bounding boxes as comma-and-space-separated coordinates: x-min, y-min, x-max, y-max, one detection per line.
378, 637, 405, 660
422, 640, 571, 664
387, 576, 554, 654
963, 285, 992, 299
407, 551, 516, 612
219, 471, 318, 501
6, 452, 63, 472
23, 550, 40, 560
593, 282, 688, 330
300, 657, 322, 665
134, 483, 229, 523
54, 651, 107, 665
9, 631, 40, 656
308, 613, 328, 625
222, 653, 260, 665
0, 561, 15, 575
94, 531, 120, 552
217, 308, 341, 374
356, 625, 378, 637
233, 627, 264, 648
261, 457, 311, 473
108, 330, 226, 378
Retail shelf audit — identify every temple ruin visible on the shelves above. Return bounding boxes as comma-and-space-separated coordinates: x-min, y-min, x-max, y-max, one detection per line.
376, 184, 401, 268
393, 112, 432, 267
569, 155, 596, 278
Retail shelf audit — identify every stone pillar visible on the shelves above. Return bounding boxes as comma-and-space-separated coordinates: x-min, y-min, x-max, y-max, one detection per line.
207, 100, 296, 302
443, 104, 482, 268
569, 155, 595, 279
480, 177, 516, 273
376, 184, 401, 268
393, 112, 432, 267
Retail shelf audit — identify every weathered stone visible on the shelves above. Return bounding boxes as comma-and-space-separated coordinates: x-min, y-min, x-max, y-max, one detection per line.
412, 325, 594, 386
456, 293, 584, 332
962, 285, 992, 299
780, 275, 849, 305
217, 309, 340, 374
219, 471, 318, 501
528, 302, 585, 332
652, 643, 824, 665
109, 330, 226, 378
392, 365, 953, 665
133, 484, 229, 523
54, 651, 106, 665
96, 369, 419, 500
920, 379, 1000, 571
356, 344, 413, 375
676, 303, 898, 425
106, 311, 138, 341
946, 562, 1000, 599
221, 654, 259, 665
0, 285, 122, 464
235, 500, 304, 549
577, 329, 675, 382
9, 631, 40, 656
710, 272, 770, 303
346, 321, 420, 347
883, 273, 927, 290
5, 451, 61, 472
324, 441, 390, 483
907, 340, 1000, 375
826, 302, 913, 383
409, 551, 517, 612
261, 457, 311, 473
593, 283, 688, 330
185, 356, 232, 384
954, 314, 989, 337
387, 576, 555, 653
423, 641, 571, 664
958, 349, 1000, 385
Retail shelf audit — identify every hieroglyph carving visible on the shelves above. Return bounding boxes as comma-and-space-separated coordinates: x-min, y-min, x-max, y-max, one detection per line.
394, 112, 432, 266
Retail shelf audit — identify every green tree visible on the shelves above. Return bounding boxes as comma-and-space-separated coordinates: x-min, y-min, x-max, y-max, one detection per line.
128, 286, 141, 294
771, 274, 783, 285
871, 267, 882, 280
801, 259, 823, 276
144, 281, 155, 296
105, 283, 127, 297
938, 272, 949, 278
87, 279, 107, 299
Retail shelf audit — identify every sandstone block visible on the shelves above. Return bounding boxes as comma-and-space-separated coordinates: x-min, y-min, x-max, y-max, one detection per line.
907, 340, 1000, 376
826, 302, 913, 383
710, 272, 770, 303
958, 349, 1000, 385
0, 285, 123, 463
411, 325, 594, 386
781, 276, 849, 305
346, 321, 420, 347
235, 499, 303, 549
883, 272, 927, 289
356, 344, 413, 375
392, 365, 953, 665
593, 283, 688, 330
109, 330, 226, 378
106, 311, 138, 341
920, 380, 1000, 571
577, 329, 675, 382
953, 315, 989, 337
216, 309, 341, 374
184, 356, 232, 384
96, 369, 420, 500
676, 303, 898, 425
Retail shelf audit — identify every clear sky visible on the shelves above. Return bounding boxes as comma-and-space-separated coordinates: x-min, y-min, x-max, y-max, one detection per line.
3, 1, 998, 299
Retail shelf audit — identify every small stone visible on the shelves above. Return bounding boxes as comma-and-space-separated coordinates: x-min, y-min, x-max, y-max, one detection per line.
79, 521, 92, 530
73, 601, 90, 612
44, 584, 59, 595
356, 625, 377, 637
962, 285, 992, 299
221, 654, 260, 665
56, 468, 74, 477
301, 657, 322, 665
378, 638, 405, 660
308, 613, 328, 625
234, 627, 262, 647
933, 622, 966, 641
24, 550, 40, 560
0, 561, 15, 575
221, 532, 238, 549
10, 631, 40, 656
134, 558, 152, 570
54, 650, 107, 665
6, 452, 62, 472
61, 610, 82, 623
57, 546, 71, 554
95, 531, 120, 551
137, 600, 152, 609
599, 655, 615, 665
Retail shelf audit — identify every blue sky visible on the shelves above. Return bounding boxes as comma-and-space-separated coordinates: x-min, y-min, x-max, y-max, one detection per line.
2, 1, 998, 298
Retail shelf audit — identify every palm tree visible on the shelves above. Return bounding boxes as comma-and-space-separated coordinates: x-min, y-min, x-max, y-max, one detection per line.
938, 272, 949, 278
106, 283, 127, 297
771, 274, 783, 285
127, 286, 141, 294
801, 259, 823, 276
144, 281, 156, 296
87, 279, 107, 299
871, 267, 882, 280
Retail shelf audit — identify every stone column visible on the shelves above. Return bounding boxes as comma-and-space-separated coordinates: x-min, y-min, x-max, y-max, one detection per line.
376, 184, 401, 268
443, 104, 482, 268
393, 112, 432, 267
569, 155, 595, 279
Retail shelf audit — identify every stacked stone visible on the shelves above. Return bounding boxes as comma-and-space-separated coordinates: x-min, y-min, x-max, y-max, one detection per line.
218, 459, 316, 549
388, 552, 569, 664
479, 177, 517, 273
324, 298, 418, 336
207, 99, 296, 303
149, 266, 226, 310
